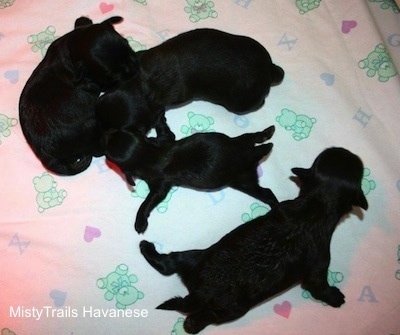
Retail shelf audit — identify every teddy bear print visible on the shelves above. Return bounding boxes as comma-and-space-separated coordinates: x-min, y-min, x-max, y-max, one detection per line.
132, 180, 178, 213
241, 202, 270, 223
28, 26, 57, 57
368, 0, 400, 13
133, 0, 147, 5
171, 317, 189, 335
180, 111, 215, 136
302, 269, 344, 304
126, 36, 146, 52
1, 329, 16, 335
184, 0, 218, 23
361, 168, 376, 196
276, 108, 316, 141
33, 172, 67, 213
0, 113, 17, 145
0, 0, 15, 9
97, 264, 144, 309
358, 44, 397, 82
296, 0, 321, 14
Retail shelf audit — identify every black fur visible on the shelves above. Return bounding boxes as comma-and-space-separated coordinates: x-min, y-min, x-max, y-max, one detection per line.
104, 126, 278, 233
140, 147, 368, 333
97, 28, 284, 141
19, 16, 138, 175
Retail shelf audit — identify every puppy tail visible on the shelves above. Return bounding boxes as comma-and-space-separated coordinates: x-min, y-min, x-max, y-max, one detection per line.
271, 64, 285, 85
157, 295, 201, 313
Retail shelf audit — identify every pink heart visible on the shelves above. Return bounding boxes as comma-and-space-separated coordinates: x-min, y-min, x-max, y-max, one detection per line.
99, 2, 114, 14
84, 226, 101, 242
273, 300, 292, 319
342, 20, 357, 34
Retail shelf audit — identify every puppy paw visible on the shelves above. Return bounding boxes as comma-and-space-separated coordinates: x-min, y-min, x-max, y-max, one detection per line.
184, 316, 207, 334
139, 240, 156, 256
135, 217, 149, 234
322, 286, 345, 308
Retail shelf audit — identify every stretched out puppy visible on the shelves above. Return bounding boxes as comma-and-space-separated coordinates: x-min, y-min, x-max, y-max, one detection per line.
105, 125, 278, 233
19, 16, 138, 175
97, 29, 284, 140
140, 147, 368, 334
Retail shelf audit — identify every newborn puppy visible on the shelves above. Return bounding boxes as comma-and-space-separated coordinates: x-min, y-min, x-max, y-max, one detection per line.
140, 147, 368, 334
105, 125, 278, 233
97, 28, 284, 140
19, 16, 138, 175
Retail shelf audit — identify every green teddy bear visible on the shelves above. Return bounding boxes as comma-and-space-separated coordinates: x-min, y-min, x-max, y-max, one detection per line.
97, 264, 144, 309
33, 172, 67, 213
241, 202, 270, 223
1, 329, 16, 335
126, 36, 146, 52
0, 113, 17, 145
171, 317, 189, 335
0, 0, 15, 9
180, 111, 215, 136
302, 270, 344, 304
296, 0, 321, 14
358, 44, 397, 82
276, 108, 316, 141
28, 26, 57, 57
361, 168, 376, 196
184, 0, 218, 23
132, 180, 177, 213
368, 0, 400, 13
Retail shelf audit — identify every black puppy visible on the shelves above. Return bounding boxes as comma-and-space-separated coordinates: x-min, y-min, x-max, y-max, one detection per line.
19, 16, 138, 175
105, 125, 278, 233
140, 147, 368, 334
97, 29, 284, 140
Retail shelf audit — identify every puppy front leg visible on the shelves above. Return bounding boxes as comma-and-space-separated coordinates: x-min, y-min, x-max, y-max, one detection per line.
302, 256, 345, 307
154, 112, 175, 143
135, 183, 171, 234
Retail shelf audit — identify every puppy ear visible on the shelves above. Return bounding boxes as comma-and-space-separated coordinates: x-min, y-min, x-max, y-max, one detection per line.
353, 189, 368, 210
74, 16, 93, 28
291, 167, 311, 181
102, 16, 123, 25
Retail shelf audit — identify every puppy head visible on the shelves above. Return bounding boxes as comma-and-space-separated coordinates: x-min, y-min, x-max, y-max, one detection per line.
104, 129, 144, 168
70, 17, 139, 90
292, 147, 368, 210
41, 120, 104, 175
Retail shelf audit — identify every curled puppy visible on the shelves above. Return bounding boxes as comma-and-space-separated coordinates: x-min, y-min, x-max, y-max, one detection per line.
105, 125, 278, 233
97, 29, 284, 140
19, 16, 138, 175
140, 147, 368, 334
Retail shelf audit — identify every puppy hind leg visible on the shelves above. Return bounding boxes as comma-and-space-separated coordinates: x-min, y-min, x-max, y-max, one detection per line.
157, 295, 201, 313
302, 260, 345, 308
184, 304, 248, 334
230, 175, 278, 207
